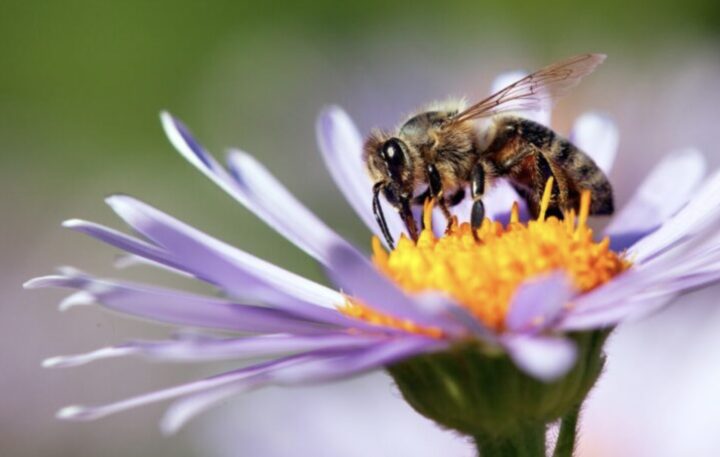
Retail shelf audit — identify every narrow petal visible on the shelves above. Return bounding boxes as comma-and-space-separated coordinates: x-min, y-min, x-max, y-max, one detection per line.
43, 346, 137, 368
161, 382, 247, 435
43, 333, 385, 367
269, 336, 444, 384
629, 167, 720, 263
225, 150, 363, 264
56, 355, 309, 422
325, 243, 469, 335
160, 336, 441, 433
502, 335, 577, 381
64, 213, 344, 320
569, 113, 619, 174
316, 106, 405, 245
104, 196, 348, 316
505, 272, 575, 333
559, 294, 676, 331
25, 272, 346, 333
606, 149, 706, 250
162, 111, 350, 265
62, 219, 185, 273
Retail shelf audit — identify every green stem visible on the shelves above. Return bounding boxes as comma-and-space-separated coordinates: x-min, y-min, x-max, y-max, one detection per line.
552, 405, 580, 457
474, 424, 546, 457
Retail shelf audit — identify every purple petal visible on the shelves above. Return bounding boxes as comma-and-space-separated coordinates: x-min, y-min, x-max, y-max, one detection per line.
502, 334, 577, 381
62, 219, 189, 274
484, 180, 529, 224
606, 149, 706, 251
569, 113, 619, 175
104, 196, 347, 314
559, 294, 676, 330
629, 167, 720, 264
325, 243, 469, 336
490, 71, 551, 126
316, 106, 405, 246
25, 272, 342, 333
225, 150, 362, 265
162, 112, 349, 265
43, 346, 137, 368
505, 272, 575, 334
56, 355, 309, 422
269, 336, 444, 384
161, 382, 248, 435
160, 336, 442, 433
43, 333, 385, 368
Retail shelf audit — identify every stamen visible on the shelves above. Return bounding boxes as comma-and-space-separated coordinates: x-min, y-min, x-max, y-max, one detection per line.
538, 177, 555, 221
577, 190, 591, 230
510, 202, 520, 224
422, 198, 435, 237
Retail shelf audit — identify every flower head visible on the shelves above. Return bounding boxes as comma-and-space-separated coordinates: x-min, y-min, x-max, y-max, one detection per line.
26, 72, 720, 437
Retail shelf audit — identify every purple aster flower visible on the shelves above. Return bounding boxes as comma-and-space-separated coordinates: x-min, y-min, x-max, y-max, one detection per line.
26, 68, 720, 454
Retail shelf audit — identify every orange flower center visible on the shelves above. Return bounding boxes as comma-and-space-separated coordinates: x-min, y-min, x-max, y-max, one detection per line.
341, 179, 630, 337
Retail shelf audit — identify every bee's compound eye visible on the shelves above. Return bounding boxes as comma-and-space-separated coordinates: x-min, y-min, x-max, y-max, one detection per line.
381, 138, 406, 180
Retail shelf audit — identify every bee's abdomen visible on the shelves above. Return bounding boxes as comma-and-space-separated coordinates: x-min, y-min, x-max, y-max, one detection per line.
545, 130, 614, 215
492, 117, 614, 216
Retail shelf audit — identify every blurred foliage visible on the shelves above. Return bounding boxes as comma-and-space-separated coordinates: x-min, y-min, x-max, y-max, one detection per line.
1, 0, 718, 167
2, 0, 719, 286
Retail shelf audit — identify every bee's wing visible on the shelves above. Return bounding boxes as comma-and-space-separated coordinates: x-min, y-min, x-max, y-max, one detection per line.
450, 53, 606, 124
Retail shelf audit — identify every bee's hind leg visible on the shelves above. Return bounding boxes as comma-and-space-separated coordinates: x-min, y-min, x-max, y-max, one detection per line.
470, 160, 494, 241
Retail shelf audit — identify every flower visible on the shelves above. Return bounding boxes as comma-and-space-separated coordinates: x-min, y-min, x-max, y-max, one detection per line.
26, 70, 720, 440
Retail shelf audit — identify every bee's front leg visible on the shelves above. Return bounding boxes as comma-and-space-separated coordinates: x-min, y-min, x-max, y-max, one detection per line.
426, 163, 455, 227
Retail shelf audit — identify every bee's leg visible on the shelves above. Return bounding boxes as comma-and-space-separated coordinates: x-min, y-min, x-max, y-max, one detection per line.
426, 164, 454, 233
399, 197, 419, 242
470, 161, 489, 241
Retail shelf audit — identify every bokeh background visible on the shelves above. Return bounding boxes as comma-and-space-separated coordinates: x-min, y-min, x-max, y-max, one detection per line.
3, 1, 720, 456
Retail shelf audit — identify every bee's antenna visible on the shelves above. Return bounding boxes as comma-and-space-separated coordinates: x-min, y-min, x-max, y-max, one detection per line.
372, 182, 395, 250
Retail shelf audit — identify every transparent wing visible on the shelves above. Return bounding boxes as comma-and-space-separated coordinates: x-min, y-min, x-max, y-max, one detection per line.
450, 53, 606, 124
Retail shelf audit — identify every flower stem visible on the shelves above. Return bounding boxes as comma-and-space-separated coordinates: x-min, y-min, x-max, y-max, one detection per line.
552, 405, 580, 457
474, 424, 546, 457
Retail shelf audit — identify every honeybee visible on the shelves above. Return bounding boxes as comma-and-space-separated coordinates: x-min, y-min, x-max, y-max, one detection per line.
363, 53, 614, 248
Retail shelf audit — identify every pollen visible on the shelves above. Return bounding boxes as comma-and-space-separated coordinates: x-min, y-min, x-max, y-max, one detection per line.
341, 178, 630, 335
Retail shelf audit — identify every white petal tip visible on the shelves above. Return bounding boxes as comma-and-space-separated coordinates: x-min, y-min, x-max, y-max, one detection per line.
104, 194, 131, 208
159, 111, 176, 131
42, 356, 70, 368
59, 291, 95, 311
61, 219, 85, 229
319, 104, 345, 118
506, 336, 578, 382
23, 276, 58, 289
159, 416, 183, 436
23, 279, 42, 289
57, 405, 97, 421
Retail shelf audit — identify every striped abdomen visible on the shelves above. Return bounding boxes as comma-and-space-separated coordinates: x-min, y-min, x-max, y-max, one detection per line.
487, 116, 614, 216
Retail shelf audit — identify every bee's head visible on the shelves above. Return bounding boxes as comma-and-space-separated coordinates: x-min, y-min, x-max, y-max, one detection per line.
363, 133, 414, 207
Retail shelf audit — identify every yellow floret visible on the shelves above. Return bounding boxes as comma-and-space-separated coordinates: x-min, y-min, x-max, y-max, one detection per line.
341, 179, 629, 336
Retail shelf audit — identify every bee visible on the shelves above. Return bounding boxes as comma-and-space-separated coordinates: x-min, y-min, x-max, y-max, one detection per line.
363, 53, 614, 248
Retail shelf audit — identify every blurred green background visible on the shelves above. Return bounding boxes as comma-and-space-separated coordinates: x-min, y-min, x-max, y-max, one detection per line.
2, 1, 719, 456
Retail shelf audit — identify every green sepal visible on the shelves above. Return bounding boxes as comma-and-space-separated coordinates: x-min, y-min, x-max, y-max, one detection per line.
387, 330, 608, 440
